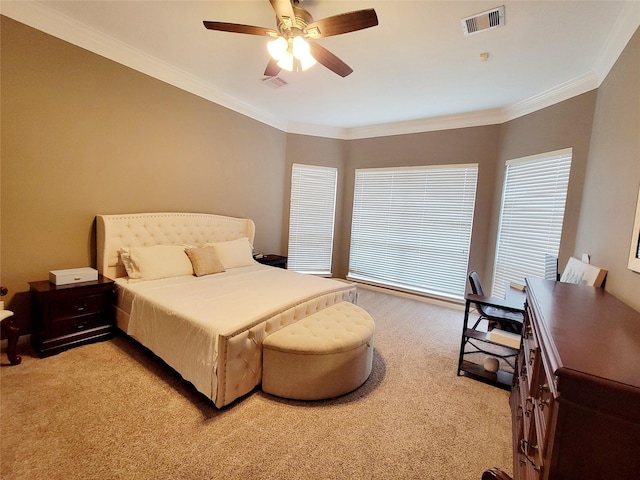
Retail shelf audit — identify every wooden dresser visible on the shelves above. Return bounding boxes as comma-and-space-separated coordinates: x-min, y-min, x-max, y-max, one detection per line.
499, 278, 640, 480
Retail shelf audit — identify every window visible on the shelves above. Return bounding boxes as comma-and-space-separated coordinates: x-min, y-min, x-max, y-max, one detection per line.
492, 148, 572, 298
287, 164, 337, 275
348, 164, 478, 300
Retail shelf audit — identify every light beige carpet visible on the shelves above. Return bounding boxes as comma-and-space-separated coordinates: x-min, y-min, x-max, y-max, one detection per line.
1, 288, 513, 480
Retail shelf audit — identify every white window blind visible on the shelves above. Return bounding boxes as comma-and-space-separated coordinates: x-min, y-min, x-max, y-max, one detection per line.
288, 164, 337, 275
348, 164, 478, 300
492, 148, 572, 298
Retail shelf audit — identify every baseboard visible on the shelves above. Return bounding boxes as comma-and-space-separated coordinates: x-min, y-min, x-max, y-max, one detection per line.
353, 282, 465, 310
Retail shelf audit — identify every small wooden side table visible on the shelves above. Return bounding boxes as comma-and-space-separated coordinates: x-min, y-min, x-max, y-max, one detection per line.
29, 275, 115, 357
256, 254, 287, 269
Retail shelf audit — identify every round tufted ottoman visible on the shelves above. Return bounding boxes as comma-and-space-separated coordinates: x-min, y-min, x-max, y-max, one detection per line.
262, 301, 375, 400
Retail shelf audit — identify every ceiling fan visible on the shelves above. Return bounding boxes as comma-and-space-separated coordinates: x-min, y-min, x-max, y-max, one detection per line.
203, 0, 378, 78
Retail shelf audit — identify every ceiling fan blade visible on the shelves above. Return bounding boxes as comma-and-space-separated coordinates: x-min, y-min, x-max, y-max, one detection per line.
264, 58, 282, 77
306, 9, 378, 38
203, 21, 277, 37
308, 42, 353, 77
269, 0, 297, 29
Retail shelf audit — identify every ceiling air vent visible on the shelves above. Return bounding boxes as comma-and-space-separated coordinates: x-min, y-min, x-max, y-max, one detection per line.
462, 5, 505, 36
261, 76, 288, 89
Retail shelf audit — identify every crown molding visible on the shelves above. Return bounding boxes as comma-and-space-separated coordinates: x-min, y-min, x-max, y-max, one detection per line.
338, 109, 506, 140
286, 122, 348, 139
591, 1, 640, 83
2, 1, 638, 140
502, 71, 600, 123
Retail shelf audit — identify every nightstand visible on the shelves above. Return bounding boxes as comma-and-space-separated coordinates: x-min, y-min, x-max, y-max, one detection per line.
256, 254, 287, 269
29, 275, 115, 357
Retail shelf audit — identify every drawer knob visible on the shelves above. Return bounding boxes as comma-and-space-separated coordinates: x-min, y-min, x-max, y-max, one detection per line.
74, 302, 87, 312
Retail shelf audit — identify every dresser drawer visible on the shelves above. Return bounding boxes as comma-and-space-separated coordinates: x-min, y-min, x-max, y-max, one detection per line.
49, 293, 108, 321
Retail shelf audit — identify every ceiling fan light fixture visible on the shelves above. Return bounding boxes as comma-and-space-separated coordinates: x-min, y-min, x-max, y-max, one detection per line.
277, 50, 294, 71
267, 36, 288, 60
292, 36, 316, 70
292, 36, 309, 57
271, 36, 316, 72
298, 53, 317, 71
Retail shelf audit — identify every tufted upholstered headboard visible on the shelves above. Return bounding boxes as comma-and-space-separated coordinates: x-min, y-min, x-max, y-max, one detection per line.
96, 212, 256, 279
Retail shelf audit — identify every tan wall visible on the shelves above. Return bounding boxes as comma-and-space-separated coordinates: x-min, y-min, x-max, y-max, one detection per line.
575, 28, 640, 311
1, 17, 288, 329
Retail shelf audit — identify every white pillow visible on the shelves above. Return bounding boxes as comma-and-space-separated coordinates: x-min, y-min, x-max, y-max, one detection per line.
120, 245, 193, 281
207, 237, 256, 269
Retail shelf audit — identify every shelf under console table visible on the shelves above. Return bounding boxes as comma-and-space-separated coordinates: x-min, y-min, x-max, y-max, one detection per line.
486, 277, 640, 480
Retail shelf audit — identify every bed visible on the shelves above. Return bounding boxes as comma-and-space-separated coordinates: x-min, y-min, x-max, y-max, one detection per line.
96, 212, 357, 407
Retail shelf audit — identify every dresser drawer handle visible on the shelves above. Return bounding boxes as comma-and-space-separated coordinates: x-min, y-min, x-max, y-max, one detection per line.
74, 302, 87, 312
74, 320, 88, 330
524, 397, 534, 417
539, 383, 550, 409
519, 440, 540, 471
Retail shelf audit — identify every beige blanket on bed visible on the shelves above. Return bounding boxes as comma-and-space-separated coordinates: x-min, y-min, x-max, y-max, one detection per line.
116, 264, 355, 404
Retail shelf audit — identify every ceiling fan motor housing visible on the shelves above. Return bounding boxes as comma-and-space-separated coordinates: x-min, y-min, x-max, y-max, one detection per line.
277, 5, 314, 37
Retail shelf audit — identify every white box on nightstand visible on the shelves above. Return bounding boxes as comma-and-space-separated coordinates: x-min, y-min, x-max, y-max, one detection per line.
49, 267, 98, 286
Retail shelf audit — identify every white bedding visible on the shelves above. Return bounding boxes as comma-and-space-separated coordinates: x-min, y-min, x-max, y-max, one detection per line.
116, 264, 356, 406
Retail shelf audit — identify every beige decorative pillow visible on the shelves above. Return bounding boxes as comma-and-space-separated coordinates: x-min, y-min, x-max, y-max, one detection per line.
206, 237, 256, 269
185, 246, 226, 277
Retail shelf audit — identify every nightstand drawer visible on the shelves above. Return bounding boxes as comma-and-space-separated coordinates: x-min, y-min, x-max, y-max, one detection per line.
49, 293, 108, 321
48, 312, 110, 338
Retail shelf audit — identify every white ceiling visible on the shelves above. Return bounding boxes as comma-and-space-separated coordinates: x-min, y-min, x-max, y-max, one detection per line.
2, 1, 639, 139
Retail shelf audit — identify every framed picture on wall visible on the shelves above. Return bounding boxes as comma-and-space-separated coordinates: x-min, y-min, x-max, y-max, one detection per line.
629, 185, 640, 273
